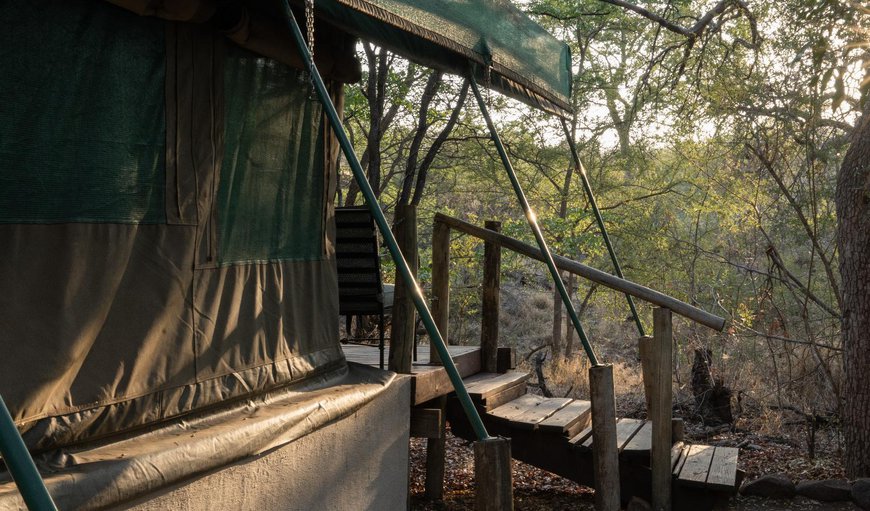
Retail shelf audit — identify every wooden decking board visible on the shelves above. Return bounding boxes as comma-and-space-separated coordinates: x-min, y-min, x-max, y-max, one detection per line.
570, 418, 645, 452
344, 344, 483, 405
705, 446, 739, 491
488, 394, 546, 422
622, 420, 652, 455
537, 400, 591, 436
568, 424, 593, 447
464, 371, 530, 401
671, 441, 686, 473
677, 444, 716, 486
579, 418, 643, 450
481, 380, 528, 411
510, 397, 573, 430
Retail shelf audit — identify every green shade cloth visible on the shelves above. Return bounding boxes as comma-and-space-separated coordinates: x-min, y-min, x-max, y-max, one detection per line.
0, 0, 165, 224
218, 44, 325, 264
312, 0, 573, 117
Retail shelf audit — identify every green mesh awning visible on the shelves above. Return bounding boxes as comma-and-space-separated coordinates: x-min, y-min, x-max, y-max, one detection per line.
313, 0, 573, 117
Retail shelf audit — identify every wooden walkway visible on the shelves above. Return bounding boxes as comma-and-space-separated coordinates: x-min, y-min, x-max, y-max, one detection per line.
342, 344, 481, 405
343, 344, 740, 509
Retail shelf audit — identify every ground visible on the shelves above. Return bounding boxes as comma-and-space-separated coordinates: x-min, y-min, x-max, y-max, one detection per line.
408, 425, 858, 510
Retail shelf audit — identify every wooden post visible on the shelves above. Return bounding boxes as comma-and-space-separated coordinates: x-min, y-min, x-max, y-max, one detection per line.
638, 335, 655, 415
589, 364, 620, 511
430, 219, 450, 365
481, 220, 501, 373
389, 204, 417, 374
474, 437, 513, 511
651, 308, 673, 511
426, 219, 450, 499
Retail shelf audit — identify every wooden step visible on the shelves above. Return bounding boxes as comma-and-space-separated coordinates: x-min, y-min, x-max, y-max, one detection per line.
676, 444, 739, 491
480, 379, 527, 411
463, 371, 530, 404
536, 399, 591, 437
486, 394, 546, 423
568, 418, 646, 453
622, 420, 652, 456
496, 397, 573, 430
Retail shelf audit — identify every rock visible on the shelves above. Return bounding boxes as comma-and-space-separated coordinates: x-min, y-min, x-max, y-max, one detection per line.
740, 473, 796, 499
852, 478, 870, 510
626, 496, 651, 511
796, 479, 852, 502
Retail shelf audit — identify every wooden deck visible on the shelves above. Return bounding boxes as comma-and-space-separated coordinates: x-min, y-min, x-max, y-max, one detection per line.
341, 343, 482, 405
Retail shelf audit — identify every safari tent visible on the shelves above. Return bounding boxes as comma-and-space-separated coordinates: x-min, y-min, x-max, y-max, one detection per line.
0, 0, 578, 509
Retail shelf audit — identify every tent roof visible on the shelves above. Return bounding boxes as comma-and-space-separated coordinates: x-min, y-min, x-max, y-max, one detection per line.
310, 0, 573, 117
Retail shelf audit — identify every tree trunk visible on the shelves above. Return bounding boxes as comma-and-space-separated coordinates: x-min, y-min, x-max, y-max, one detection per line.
836, 102, 870, 478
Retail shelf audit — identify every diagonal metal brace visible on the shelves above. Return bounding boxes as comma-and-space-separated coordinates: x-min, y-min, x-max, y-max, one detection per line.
469, 74, 600, 367
560, 118, 646, 337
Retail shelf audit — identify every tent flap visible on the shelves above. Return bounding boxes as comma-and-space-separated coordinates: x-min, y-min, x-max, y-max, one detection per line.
313, 0, 573, 116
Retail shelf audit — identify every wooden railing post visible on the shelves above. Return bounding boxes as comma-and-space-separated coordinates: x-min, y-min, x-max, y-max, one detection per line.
638, 335, 655, 414
589, 364, 620, 511
481, 220, 501, 373
430, 219, 450, 365
651, 308, 673, 511
389, 204, 417, 374
474, 437, 513, 510
426, 217, 450, 500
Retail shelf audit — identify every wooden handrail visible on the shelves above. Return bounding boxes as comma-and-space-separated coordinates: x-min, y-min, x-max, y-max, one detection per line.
434, 213, 726, 331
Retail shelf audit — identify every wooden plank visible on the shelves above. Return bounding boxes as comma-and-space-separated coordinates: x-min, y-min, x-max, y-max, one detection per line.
433, 213, 726, 331
412, 348, 482, 405
616, 419, 645, 452
487, 394, 546, 422
410, 408, 442, 439
622, 420, 652, 455
705, 446, 739, 491
480, 220, 501, 373
580, 418, 644, 451
464, 371, 530, 401
510, 397, 572, 429
481, 380, 527, 411
538, 400, 591, 436
677, 444, 716, 486
671, 441, 686, 473
569, 424, 593, 447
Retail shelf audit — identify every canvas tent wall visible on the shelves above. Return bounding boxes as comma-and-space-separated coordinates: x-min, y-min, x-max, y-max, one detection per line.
0, 0, 363, 451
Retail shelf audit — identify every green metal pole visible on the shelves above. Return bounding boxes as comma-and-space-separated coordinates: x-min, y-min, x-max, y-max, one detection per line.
0, 394, 57, 510
560, 118, 646, 337
280, 2, 491, 441
469, 76, 600, 367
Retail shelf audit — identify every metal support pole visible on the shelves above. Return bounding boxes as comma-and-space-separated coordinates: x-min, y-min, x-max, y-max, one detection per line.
0, 394, 57, 510
469, 75, 599, 366
280, 2, 491, 441
560, 118, 646, 337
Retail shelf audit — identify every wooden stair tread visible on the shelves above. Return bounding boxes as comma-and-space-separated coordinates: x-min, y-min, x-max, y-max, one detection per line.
537, 399, 591, 436
480, 380, 527, 411
676, 444, 716, 486
703, 446, 739, 491
463, 371, 530, 401
509, 397, 573, 430
569, 418, 646, 453
487, 394, 546, 422
622, 420, 652, 455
